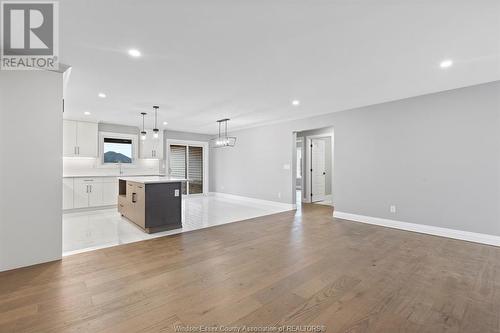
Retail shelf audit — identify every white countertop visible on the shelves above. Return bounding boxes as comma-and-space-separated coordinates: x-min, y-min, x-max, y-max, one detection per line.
118, 176, 187, 184
63, 174, 165, 178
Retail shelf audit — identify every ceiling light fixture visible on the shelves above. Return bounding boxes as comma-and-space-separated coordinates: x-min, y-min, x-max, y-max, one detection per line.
98, 92, 106, 98
128, 49, 141, 58
210, 118, 236, 148
440, 59, 453, 68
84, 111, 91, 116
292, 100, 300, 106
152, 105, 160, 139
163, 121, 168, 126
140, 112, 147, 140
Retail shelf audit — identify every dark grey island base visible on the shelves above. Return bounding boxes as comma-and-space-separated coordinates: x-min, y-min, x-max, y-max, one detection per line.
117, 176, 187, 233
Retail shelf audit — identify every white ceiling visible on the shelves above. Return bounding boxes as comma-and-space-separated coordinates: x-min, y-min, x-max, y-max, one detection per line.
61, 0, 500, 134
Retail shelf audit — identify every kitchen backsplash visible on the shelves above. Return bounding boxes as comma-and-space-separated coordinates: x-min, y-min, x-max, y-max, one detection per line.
63, 157, 161, 176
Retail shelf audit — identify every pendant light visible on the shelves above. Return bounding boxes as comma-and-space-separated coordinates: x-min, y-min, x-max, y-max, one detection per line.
140, 112, 147, 140
152, 105, 159, 139
210, 118, 236, 148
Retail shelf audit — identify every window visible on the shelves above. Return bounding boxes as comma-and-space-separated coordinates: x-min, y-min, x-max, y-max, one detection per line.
103, 138, 133, 163
188, 146, 203, 194
169, 144, 204, 195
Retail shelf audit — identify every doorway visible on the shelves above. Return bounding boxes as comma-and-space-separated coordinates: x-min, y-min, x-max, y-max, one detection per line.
294, 128, 334, 207
166, 140, 209, 195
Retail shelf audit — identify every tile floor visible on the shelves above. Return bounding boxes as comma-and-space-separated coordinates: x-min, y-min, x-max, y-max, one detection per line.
63, 194, 292, 256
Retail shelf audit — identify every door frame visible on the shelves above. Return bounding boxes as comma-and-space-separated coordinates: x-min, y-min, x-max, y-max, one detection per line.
166, 139, 209, 195
296, 137, 304, 193
304, 133, 334, 204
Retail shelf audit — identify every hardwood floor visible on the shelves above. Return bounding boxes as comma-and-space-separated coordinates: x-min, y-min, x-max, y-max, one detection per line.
1, 204, 499, 332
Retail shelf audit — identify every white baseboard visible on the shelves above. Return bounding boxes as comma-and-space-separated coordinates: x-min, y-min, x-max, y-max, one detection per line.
63, 205, 116, 214
333, 211, 500, 247
209, 192, 296, 210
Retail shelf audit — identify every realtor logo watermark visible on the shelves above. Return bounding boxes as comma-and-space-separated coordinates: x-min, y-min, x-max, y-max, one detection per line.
1, 1, 58, 70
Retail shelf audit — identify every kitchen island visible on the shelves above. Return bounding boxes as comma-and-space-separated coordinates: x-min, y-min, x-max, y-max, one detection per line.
118, 176, 186, 233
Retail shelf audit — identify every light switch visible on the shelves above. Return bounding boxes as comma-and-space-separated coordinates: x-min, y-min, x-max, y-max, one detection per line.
174, 189, 180, 197
283, 164, 291, 170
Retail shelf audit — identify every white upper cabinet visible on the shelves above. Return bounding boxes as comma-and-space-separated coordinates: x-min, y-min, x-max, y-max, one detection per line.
139, 130, 163, 159
139, 133, 154, 159
77, 121, 98, 157
63, 120, 77, 156
63, 120, 98, 157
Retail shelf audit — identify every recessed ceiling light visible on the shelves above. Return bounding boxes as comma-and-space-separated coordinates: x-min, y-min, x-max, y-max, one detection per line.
292, 100, 300, 106
163, 121, 168, 125
440, 59, 453, 68
84, 111, 91, 116
128, 49, 141, 58
98, 92, 106, 98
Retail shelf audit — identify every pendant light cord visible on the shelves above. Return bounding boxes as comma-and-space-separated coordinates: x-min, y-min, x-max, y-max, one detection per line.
153, 106, 158, 129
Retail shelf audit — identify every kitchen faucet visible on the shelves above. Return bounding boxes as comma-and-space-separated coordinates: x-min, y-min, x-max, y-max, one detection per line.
118, 161, 123, 175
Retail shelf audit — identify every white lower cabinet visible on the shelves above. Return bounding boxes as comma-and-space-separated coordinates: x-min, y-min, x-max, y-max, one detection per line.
88, 182, 103, 207
73, 179, 95, 208
73, 182, 87, 208
66, 177, 118, 209
102, 179, 118, 206
62, 178, 74, 210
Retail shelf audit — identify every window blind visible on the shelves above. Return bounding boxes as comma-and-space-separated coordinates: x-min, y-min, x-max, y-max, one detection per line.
188, 146, 203, 194
169, 145, 186, 178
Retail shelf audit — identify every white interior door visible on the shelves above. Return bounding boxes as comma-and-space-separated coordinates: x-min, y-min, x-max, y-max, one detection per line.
311, 138, 326, 202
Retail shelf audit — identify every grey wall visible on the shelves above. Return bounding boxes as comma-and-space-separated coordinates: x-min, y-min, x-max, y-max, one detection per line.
164, 130, 212, 142
0, 71, 63, 272
211, 81, 500, 236
99, 122, 139, 134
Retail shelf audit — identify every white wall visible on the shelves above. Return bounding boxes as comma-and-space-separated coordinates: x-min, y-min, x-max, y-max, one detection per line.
210, 81, 500, 236
0, 71, 63, 272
